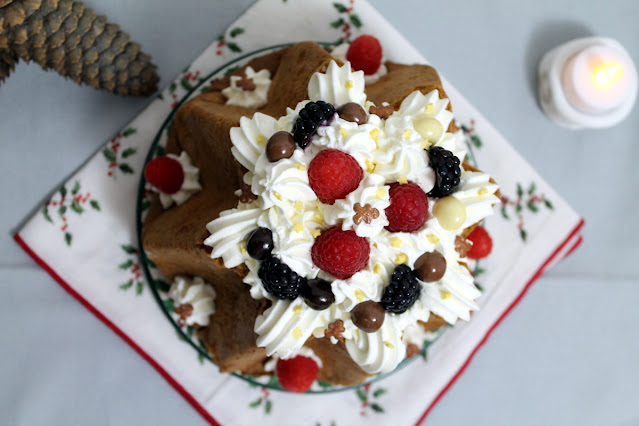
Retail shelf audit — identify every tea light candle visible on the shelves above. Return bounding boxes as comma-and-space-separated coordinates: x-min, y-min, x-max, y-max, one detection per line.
538, 37, 637, 129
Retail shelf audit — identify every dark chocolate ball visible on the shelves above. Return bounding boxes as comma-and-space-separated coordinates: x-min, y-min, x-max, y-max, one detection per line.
246, 227, 274, 260
414, 251, 446, 282
351, 301, 385, 333
337, 102, 367, 124
266, 131, 296, 162
301, 278, 335, 310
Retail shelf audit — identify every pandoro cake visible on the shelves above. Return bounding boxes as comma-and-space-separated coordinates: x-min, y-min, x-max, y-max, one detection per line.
142, 38, 499, 391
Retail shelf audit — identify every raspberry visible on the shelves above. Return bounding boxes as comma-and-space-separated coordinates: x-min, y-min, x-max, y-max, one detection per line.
466, 225, 493, 259
385, 182, 429, 232
427, 146, 461, 198
144, 156, 184, 195
308, 149, 363, 204
292, 101, 336, 148
276, 355, 320, 393
311, 227, 370, 279
258, 257, 306, 300
381, 265, 421, 314
346, 35, 383, 75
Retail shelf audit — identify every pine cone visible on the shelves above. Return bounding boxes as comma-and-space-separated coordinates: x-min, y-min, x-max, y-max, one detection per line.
0, 0, 159, 96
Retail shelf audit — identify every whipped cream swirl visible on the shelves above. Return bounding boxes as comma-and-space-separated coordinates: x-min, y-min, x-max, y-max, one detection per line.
222, 66, 271, 108
169, 276, 216, 326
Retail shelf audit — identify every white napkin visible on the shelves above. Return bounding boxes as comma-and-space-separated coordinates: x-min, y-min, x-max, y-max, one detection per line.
14, 0, 583, 424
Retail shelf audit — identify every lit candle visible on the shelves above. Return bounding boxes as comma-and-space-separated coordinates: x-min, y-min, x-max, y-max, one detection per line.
538, 37, 637, 129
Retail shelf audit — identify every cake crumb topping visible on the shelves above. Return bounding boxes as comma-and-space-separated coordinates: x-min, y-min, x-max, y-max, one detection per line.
369, 104, 395, 119
237, 75, 257, 91
324, 319, 345, 342
353, 203, 379, 225
175, 304, 194, 327
406, 343, 421, 358
455, 235, 472, 258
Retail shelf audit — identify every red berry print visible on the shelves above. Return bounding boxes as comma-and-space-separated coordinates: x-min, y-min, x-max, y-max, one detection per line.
385, 182, 429, 232
466, 225, 493, 259
346, 35, 383, 75
144, 156, 184, 195
312, 227, 370, 279
308, 149, 363, 205
276, 355, 320, 393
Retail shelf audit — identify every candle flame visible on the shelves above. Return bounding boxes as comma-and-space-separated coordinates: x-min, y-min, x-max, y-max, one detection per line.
594, 62, 623, 87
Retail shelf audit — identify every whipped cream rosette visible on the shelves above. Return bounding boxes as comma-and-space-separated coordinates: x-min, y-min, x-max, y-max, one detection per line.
205, 60, 499, 375
222, 66, 272, 108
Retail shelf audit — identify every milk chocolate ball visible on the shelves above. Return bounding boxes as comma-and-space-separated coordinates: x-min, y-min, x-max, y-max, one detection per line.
351, 301, 385, 333
266, 131, 296, 162
337, 103, 367, 124
414, 251, 446, 282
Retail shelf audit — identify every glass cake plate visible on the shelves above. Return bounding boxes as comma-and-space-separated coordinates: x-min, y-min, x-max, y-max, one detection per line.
136, 43, 481, 393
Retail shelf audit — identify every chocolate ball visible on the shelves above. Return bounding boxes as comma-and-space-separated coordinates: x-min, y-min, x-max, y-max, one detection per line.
302, 279, 335, 310
414, 251, 446, 282
266, 131, 296, 162
351, 301, 385, 333
246, 227, 274, 260
337, 102, 367, 124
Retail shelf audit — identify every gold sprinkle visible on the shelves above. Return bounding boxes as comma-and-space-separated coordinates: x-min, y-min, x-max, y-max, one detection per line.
365, 160, 376, 173
369, 128, 380, 142
355, 289, 365, 302
395, 253, 408, 264
384, 341, 395, 349
293, 306, 304, 314
403, 128, 412, 139
240, 245, 247, 255
294, 223, 304, 232
273, 191, 283, 200
345, 79, 354, 89
314, 213, 324, 223
373, 264, 383, 274
398, 176, 408, 185
292, 327, 303, 338
296, 164, 307, 171
420, 140, 432, 149
339, 127, 349, 139
425, 103, 435, 113
311, 229, 322, 238
390, 237, 402, 248
376, 188, 386, 198
478, 187, 488, 195
256, 133, 266, 145
294, 201, 304, 211
440, 289, 452, 300
427, 234, 440, 244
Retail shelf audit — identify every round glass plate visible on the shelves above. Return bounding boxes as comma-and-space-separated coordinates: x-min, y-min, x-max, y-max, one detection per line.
136, 43, 476, 393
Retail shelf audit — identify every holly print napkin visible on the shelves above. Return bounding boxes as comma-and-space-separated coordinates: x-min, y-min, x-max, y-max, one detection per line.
14, 0, 583, 425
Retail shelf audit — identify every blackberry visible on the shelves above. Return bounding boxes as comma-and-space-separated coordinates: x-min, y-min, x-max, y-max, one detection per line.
381, 265, 421, 314
292, 101, 336, 148
258, 257, 306, 300
427, 146, 462, 198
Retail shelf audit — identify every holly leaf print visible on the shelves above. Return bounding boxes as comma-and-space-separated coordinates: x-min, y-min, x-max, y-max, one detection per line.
71, 181, 81, 195
371, 403, 384, 413
60, 186, 67, 198
264, 400, 273, 414
103, 148, 117, 162
526, 201, 538, 213
520, 229, 528, 241
163, 299, 175, 312
64, 232, 72, 246
528, 182, 536, 195
517, 183, 524, 198
58, 205, 67, 217
249, 399, 262, 408
544, 199, 554, 210
356, 387, 367, 402
90, 200, 101, 211
331, 18, 345, 28
227, 42, 241, 53
42, 206, 52, 223
71, 201, 83, 214
349, 14, 362, 28
119, 259, 134, 269
224, 65, 239, 76
120, 281, 133, 290
373, 388, 387, 398
118, 164, 134, 174
122, 128, 137, 137
333, 2, 348, 13
135, 281, 144, 295
121, 244, 137, 254
229, 27, 244, 38
121, 148, 137, 158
